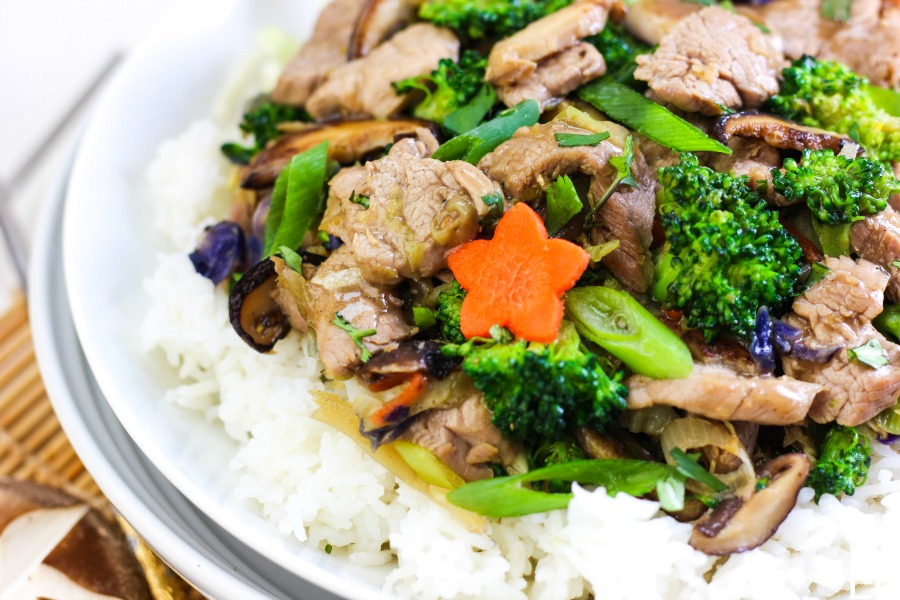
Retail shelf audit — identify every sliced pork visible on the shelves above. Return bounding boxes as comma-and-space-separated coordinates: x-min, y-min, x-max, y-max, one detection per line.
271, 0, 367, 106
589, 148, 656, 293
626, 364, 822, 425
402, 395, 521, 481
782, 256, 900, 426
634, 7, 783, 115
851, 205, 900, 303
306, 23, 459, 120
322, 129, 500, 285
744, 0, 900, 89
479, 121, 656, 292
497, 43, 606, 111
307, 246, 416, 379
703, 137, 787, 206
486, 0, 609, 111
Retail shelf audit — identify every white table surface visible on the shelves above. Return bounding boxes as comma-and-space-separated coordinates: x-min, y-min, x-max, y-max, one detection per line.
0, 0, 214, 314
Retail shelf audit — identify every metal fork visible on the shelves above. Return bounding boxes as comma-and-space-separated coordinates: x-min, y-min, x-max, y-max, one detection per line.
0, 54, 122, 290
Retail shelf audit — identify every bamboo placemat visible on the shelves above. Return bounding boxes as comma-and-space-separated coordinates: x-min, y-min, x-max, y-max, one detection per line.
0, 292, 204, 599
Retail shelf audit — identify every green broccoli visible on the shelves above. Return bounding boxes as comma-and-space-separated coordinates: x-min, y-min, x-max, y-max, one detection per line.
586, 22, 652, 85
221, 100, 307, 165
453, 325, 628, 446
807, 425, 871, 502
772, 149, 900, 225
767, 56, 900, 164
652, 153, 804, 342
528, 438, 586, 493
435, 280, 467, 344
419, 0, 573, 42
393, 51, 491, 129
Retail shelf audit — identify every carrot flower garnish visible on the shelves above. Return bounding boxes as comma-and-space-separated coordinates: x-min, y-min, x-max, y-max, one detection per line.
448, 203, 589, 343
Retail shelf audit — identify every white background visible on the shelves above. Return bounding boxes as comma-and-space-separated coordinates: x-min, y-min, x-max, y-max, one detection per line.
0, 0, 212, 313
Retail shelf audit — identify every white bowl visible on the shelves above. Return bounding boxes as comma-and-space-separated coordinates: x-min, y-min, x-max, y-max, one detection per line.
61, 2, 393, 598
32, 140, 338, 600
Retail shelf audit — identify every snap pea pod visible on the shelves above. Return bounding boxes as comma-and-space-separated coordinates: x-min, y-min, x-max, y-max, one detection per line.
565, 286, 693, 379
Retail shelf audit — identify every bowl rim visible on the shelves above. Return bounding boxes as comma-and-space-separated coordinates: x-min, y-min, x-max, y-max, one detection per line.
59, 2, 392, 598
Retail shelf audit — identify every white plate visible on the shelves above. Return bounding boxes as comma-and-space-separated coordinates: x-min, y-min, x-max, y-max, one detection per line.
32, 140, 340, 600
61, 2, 392, 598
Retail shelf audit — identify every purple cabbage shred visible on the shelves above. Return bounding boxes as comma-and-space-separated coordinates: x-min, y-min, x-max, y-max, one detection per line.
189, 221, 246, 285
750, 307, 776, 374
750, 307, 840, 373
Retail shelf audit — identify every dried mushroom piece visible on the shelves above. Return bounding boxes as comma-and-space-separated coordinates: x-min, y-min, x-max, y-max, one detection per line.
714, 112, 858, 154
241, 118, 437, 189
229, 258, 291, 352
0, 478, 152, 600
689, 453, 810, 555
349, 0, 424, 59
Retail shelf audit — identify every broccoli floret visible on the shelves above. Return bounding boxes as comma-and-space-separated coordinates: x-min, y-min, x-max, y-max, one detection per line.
528, 438, 586, 492
221, 100, 307, 165
586, 22, 652, 85
767, 56, 900, 164
807, 425, 871, 502
435, 280, 467, 344
419, 0, 573, 42
653, 153, 804, 342
456, 326, 628, 446
772, 149, 900, 225
394, 51, 489, 127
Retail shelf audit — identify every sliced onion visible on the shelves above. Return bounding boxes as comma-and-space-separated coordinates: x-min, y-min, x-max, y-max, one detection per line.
661, 417, 756, 500
310, 391, 487, 532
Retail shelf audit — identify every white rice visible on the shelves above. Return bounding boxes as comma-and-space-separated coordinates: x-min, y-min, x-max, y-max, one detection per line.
138, 36, 900, 600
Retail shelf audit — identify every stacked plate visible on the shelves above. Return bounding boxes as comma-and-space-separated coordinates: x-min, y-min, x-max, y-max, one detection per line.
29, 1, 388, 598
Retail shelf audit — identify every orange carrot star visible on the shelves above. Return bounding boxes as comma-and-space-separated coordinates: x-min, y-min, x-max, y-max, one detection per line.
448, 203, 590, 343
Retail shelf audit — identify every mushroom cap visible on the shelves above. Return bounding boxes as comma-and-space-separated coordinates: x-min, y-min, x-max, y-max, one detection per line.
229, 257, 291, 352
689, 453, 810, 555
0, 478, 152, 600
714, 112, 858, 154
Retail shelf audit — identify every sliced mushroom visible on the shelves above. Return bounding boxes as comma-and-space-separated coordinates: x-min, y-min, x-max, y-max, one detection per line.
359, 340, 462, 381
349, 0, 424, 59
229, 258, 291, 352
714, 112, 857, 154
241, 119, 437, 189
689, 453, 810, 555
0, 479, 152, 600
576, 426, 658, 462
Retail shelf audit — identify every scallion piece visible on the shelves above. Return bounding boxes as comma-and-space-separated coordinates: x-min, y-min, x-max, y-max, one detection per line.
444, 84, 498, 135
263, 141, 329, 258
554, 131, 610, 148
669, 448, 728, 493
578, 78, 731, 154
821, 0, 851, 22
446, 459, 682, 518
433, 100, 540, 164
545, 175, 583, 236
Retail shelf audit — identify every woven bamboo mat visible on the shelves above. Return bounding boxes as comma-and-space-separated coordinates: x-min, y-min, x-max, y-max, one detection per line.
0, 292, 204, 599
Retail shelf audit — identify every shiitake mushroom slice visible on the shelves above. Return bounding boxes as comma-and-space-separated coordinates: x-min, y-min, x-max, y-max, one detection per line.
714, 112, 859, 154
229, 258, 290, 352
689, 453, 810, 555
241, 118, 436, 189
349, 0, 423, 60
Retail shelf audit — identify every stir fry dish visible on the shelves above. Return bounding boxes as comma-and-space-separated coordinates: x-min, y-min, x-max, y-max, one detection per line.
189, 0, 900, 557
